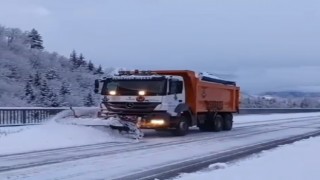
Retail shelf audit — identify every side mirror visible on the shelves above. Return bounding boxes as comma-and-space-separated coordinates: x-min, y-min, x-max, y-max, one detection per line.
94, 79, 99, 93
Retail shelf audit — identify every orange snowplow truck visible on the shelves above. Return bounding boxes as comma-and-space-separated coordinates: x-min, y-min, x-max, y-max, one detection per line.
95, 70, 240, 136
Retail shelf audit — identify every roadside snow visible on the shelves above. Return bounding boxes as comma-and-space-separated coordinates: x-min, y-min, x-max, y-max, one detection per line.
0, 117, 132, 155
0, 126, 30, 136
176, 136, 320, 180
1, 111, 320, 156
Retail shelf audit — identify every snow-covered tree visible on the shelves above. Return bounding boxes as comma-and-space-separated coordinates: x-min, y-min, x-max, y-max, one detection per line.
48, 92, 59, 107
6, 28, 21, 46
78, 53, 87, 67
87, 60, 95, 71
84, 93, 95, 107
70, 50, 78, 68
87, 61, 95, 71
59, 81, 71, 95
28, 28, 43, 49
95, 65, 104, 75
28, 28, 44, 50
45, 69, 59, 80
34, 72, 42, 87
39, 79, 50, 105
24, 77, 35, 103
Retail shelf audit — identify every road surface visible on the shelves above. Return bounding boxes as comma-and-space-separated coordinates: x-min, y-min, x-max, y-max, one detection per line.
1, 114, 320, 180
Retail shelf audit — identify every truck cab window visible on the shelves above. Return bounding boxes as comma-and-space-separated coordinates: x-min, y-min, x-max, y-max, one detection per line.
169, 80, 183, 94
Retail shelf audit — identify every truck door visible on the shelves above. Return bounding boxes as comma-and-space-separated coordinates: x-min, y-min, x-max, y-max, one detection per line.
165, 79, 185, 115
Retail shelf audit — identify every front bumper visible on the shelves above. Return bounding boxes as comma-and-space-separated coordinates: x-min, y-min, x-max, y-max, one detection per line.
99, 110, 178, 129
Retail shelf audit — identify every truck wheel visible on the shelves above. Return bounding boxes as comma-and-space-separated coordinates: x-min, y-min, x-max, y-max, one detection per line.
223, 113, 233, 131
172, 116, 189, 136
213, 114, 223, 132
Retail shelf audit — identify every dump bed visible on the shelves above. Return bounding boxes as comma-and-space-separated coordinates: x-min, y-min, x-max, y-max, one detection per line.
196, 78, 240, 113
155, 70, 240, 114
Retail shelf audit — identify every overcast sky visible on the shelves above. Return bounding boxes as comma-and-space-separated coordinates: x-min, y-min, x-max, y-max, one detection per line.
1, 0, 320, 93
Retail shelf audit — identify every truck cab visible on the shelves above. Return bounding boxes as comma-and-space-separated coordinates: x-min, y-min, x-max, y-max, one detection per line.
95, 70, 190, 135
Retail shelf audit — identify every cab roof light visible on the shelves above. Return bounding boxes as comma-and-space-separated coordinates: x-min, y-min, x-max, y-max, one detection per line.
117, 70, 156, 76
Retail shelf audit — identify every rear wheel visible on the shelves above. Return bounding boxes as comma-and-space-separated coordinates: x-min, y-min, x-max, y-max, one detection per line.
213, 114, 223, 132
172, 115, 189, 136
198, 113, 223, 132
222, 113, 233, 131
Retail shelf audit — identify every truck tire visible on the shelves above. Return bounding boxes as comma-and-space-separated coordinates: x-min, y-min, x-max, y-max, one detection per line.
213, 114, 223, 132
199, 114, 222, 132
222, 113, 233, 131
172, 115, 189, 136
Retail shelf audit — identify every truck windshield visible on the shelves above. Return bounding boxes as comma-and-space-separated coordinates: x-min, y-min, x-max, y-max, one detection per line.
102, 79, 167, 96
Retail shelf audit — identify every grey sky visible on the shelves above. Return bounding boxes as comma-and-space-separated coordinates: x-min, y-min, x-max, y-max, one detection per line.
1, 0, 320, 93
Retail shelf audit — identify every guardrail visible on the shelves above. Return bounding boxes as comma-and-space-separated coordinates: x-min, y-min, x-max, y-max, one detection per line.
0, 108, 67, 126
1, 107, 320, 126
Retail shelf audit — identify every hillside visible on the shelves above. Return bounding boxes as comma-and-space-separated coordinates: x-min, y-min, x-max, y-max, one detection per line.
0, 25, 112, 107
262, 91, 320, 98
1, 25, 319, 108
241, 92, 320, 108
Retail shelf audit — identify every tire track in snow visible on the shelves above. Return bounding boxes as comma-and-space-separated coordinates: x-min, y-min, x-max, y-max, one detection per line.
116, 130, 320, 180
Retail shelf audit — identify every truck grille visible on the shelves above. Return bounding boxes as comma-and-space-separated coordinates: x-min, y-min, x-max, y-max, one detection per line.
105, 102, 161, 113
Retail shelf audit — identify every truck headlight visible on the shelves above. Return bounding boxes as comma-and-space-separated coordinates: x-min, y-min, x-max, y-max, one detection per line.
109, 90, 116, 95
150, 119, 165, 125
138, 90, 146, 96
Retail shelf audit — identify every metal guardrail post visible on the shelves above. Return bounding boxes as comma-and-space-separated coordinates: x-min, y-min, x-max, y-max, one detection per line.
22, 110, 27, 124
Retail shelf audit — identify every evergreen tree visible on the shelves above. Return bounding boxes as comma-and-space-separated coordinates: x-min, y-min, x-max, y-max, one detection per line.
48, 92, 60, 107
24, 77, 35, 103
34, 72, 42, 87
78, 53, 87, 67
45, 69, 59, 80
94, 65, 104, 75
84, 93, 95, 107
39, 79, 50, 105
87, 60, 95, 71
28, 28, 44, 50
69, 50, 78, 68
59, 82, 71, 95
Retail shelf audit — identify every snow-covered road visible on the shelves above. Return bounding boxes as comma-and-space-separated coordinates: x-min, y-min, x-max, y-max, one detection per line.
1, 113, 320, 180
176, 133, 320, 180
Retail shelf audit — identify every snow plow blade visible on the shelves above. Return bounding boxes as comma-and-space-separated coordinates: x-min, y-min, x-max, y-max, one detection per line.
52, 107, 144, 139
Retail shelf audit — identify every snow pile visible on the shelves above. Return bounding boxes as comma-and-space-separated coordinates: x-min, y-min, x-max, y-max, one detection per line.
0, 108, 143, 155
208, 163, 227, 170
0, 120, 131, 155
47, 107, 101, 122
176, 136, 320, 180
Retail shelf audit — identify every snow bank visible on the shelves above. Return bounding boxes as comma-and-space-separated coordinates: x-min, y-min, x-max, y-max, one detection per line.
0, 107, 145, 155
0, 116, 132, 155
176, 136, 320, 180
